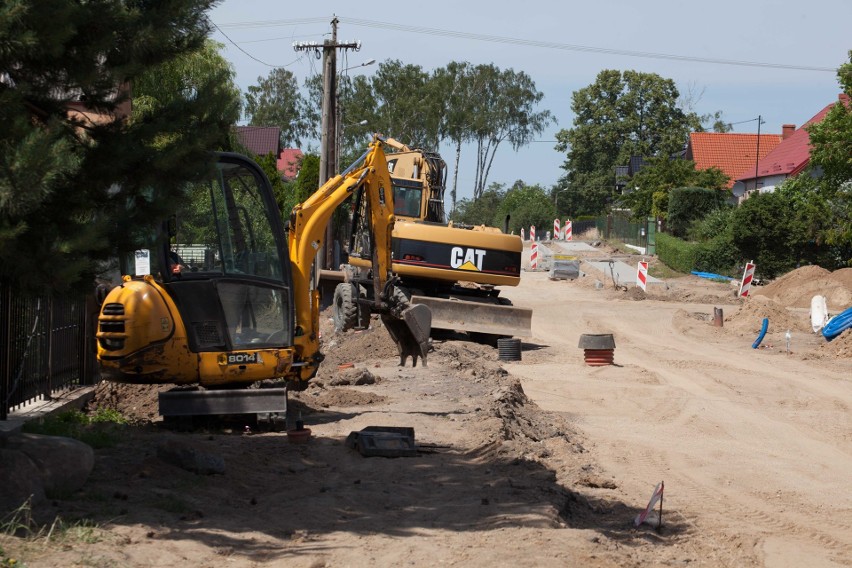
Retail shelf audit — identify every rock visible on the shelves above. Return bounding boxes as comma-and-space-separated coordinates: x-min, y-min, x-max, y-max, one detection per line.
0, 448, 46, 514
157, 438, 225, 475
7, 433, 95, 496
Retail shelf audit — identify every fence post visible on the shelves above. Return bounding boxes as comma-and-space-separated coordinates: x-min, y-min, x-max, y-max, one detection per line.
1, 283, 9, 420
606, 215, 612, 239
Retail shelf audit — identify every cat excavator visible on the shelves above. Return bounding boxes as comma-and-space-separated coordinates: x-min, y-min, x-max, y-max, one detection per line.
330, 138, 531, 340
95, 136, 430, 417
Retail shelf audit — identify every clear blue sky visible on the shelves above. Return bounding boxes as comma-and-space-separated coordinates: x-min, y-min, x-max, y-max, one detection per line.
209, 0, 849, 201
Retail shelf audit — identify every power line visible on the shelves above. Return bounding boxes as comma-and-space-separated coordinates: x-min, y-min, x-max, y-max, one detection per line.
215, 16, 837, 73
211, 21, 301, 68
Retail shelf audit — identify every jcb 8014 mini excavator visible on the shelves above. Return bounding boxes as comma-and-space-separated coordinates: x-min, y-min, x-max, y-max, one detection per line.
96, 136, 429, 417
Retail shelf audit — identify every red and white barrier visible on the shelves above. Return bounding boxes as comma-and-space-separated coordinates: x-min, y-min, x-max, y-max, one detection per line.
553, 219, 560, 241
637, 260, 648, 291
564, 219, 572, 241
520, 227, 525, 242
634, 481, 664, 527
530, 241, 538, 270
530, 225, 536, 242
739, 261, 756, 297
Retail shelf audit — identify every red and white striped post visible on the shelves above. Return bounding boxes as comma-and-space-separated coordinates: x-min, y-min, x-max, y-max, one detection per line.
564, 219, 573, 241
530, 225, 536, 242
553, 219, 560, 241
637, 260, 648, 291
739, 261, 756, 297
530, 241, 538, 270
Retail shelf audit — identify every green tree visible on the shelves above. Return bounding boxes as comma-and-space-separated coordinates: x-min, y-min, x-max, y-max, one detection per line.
554, 70, 702, 216
469, 65, 554, 199
245, 68, 308, 147
451, 183, 506, 227
0, 0, 221, 293
807, 51, 852, 190
620, 156, 729, 218
729, 192, 813, 278
370, 59, 440, 149
497, 183, 554, 236
433, 61, 478, 210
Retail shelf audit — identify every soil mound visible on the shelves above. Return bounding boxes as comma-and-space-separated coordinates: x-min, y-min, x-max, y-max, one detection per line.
724, 295, 811, 335
753, 265, 852, 311
814, 328, 852, 359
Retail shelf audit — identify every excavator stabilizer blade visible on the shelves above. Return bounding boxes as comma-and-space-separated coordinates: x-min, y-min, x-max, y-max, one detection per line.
410, 295, 532, 338
381, 304, 431, 367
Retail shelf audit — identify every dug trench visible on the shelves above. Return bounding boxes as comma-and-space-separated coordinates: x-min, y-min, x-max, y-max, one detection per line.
1, 314, 705, 568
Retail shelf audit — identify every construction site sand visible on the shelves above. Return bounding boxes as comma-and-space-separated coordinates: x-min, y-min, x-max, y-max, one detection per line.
4, 248, 851, 568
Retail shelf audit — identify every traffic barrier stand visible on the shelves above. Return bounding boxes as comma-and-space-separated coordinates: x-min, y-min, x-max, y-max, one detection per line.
739, 261, 756, 297
530, 241, 538, 270
553, 218, 560, 241
564, 219, 572, 241
634, 481, 664, 530
637, 260, 648, 291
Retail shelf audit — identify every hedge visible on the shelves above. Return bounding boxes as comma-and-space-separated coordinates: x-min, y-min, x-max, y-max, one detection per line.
656, 233, 699, 273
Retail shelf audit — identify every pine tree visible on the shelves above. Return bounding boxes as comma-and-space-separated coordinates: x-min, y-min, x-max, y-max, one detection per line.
0, 0, 233, 294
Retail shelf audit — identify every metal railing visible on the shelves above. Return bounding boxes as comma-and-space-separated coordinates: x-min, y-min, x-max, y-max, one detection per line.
1, 282, 98, 420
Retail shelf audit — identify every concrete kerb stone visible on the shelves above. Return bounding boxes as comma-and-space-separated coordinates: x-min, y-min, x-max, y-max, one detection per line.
0, 386, 97, 434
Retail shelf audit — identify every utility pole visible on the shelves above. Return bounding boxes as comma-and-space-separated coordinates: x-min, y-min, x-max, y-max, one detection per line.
294, 17, 360, 270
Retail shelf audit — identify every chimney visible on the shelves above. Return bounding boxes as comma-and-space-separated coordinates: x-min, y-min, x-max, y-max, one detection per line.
782, 124, 796, 140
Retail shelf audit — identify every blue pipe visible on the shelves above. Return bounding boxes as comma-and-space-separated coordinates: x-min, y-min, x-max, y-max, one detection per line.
752, 318, 769, 349
822, 306, 852, 341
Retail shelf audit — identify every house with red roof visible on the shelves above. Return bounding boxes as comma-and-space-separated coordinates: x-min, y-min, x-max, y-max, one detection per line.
235, 125, 304, 180
733, 94, 851, 201
685, 131, 783, 191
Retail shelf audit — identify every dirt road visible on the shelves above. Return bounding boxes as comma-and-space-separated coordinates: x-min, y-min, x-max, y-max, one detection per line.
2, 244, 850, 567
504, 261, 852, 568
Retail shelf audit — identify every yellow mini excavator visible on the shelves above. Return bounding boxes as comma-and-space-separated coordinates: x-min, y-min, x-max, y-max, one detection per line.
96, 136, 430, 417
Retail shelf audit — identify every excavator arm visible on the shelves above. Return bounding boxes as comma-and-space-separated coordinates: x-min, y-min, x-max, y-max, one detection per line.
289, 136, 431, 380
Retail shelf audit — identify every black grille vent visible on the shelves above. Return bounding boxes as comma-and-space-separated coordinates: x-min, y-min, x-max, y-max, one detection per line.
102, 303, 125, 316
193, 321, 223, 346
99, 321, 125, 333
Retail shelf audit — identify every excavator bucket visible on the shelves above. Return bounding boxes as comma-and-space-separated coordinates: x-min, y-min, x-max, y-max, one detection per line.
381, 304, 432, 367
410, 295, 532, 338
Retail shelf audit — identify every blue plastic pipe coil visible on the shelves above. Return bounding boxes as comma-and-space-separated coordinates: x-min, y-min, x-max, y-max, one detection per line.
822, 306, 852, 341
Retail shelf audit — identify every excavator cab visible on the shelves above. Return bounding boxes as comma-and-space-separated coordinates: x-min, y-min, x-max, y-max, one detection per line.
98, 153, 296, 390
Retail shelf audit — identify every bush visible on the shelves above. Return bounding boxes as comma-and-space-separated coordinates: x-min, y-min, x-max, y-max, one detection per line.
656, 233, 699, 273
668, 187, 726, 238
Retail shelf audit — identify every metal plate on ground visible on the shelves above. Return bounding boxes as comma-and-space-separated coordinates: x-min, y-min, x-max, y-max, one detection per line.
345, 426, 417, 457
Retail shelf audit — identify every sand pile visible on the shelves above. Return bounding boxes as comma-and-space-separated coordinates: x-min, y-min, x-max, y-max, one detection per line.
814, 329, 852, 358
753, 265, 852, 311
724, 295, 811, 335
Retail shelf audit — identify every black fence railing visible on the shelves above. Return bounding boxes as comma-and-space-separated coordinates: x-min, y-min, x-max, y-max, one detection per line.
1, 282, 98, 420
596, 213, 657, 254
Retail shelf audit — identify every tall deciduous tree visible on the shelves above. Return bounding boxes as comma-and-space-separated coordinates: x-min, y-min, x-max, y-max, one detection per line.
245, 68, 308, 147
553, 69, 702, 216
433, 61, 477, 210
469, 65, 554, 200
0, 0, 223, 294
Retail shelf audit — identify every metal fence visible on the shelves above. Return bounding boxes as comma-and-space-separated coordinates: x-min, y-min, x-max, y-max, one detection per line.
596, 213, 656, 254
1, 282, 98, 420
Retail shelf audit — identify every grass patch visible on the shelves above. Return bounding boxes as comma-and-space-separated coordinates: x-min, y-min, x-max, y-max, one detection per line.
648, 263, 686, 279
1, 499, 109, 568
22, 409, 127, 449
